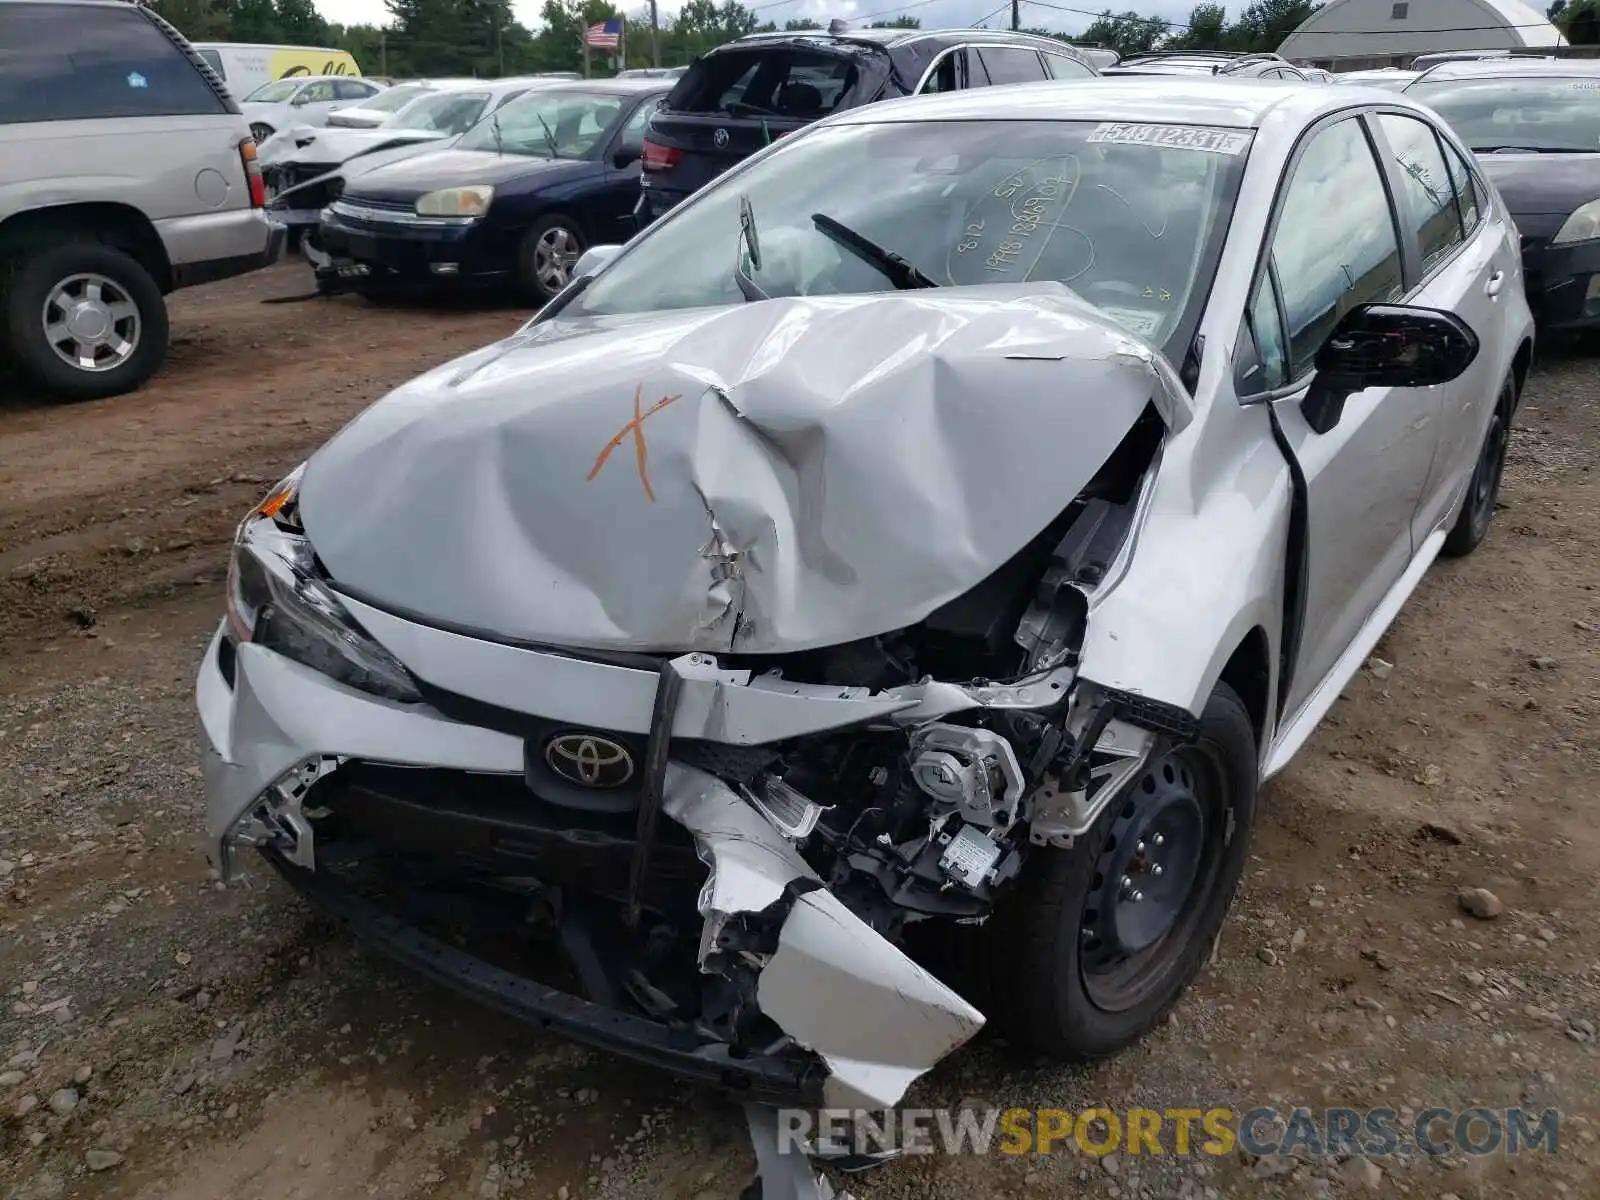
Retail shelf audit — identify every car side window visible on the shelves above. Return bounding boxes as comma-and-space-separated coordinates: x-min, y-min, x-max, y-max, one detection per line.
919, 49, 964, 94
1375, 113, 1466, 275
0, 2, 225, 124
1439, 140, 1483, 235
334, 79, 371, 100
1270, 117, 1405, 375
617, 97, 658, 146
975, 47, 1050, 86
299, 80, 336, 104
1042, 52, 1095, 80
1244, 272, 1291, 393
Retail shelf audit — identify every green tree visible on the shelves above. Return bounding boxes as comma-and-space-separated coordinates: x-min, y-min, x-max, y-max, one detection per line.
1227, 0, 1318, 51
227, 0, 283, 41
870, 15, 921, 26
1171, 2, 1227, 49
274, 0, 330, 44
150, 0, 230, 38
1075, 9, 1167, 56
783, 16, 820, 29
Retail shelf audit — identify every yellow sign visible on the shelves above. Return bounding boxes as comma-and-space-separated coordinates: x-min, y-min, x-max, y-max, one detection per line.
269, 48, 361, 80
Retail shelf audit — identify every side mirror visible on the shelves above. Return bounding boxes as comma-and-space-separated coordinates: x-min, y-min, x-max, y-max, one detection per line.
573, 244, 623, 279
1302, 304, 1479, 434
613, 142, 642, 168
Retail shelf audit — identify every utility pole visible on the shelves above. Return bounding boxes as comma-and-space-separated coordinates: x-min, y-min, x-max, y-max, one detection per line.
1010, 0, 1019, 29
496, 16, 504, 75
649, 0, 660, 66
379, 29, 387, 76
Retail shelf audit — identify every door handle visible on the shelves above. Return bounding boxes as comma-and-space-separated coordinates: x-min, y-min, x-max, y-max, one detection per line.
1485, 270, 1505, 298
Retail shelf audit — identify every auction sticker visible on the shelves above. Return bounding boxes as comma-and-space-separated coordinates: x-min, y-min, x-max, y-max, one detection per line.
1086, 123, 1251, 154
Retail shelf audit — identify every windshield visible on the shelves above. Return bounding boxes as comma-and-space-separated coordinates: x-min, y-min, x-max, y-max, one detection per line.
245, 79, 300, 103
456, 90, 625, 157
384, 90, 491, 133
1409, 77, 1600, 151
358, 83, 433, 113
578, 119, 1248, 351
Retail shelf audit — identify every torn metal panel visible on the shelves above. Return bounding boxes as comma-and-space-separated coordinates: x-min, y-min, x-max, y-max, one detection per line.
757, 889, 985, 1110
298, 284, 1188, 656
662, 764, 984, 1111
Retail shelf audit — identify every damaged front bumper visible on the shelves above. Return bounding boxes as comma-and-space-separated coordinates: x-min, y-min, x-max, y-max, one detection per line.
198, 622, 990, 1110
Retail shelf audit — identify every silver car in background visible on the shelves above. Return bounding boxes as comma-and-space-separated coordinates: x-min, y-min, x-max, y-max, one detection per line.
198, 77, 1530, 1179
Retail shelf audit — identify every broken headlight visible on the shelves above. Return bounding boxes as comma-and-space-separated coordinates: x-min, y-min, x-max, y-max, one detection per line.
227, 467, 423, 704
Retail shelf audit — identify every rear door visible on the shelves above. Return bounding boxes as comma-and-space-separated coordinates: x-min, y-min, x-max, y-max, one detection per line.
1369, 111, 1507, 541
645, 45, 860, 200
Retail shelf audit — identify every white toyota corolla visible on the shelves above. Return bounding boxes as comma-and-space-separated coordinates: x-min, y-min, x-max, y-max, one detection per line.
198, 76, 1532, 1170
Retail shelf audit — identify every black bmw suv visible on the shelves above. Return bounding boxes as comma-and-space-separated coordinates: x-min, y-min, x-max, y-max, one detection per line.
639, 27, 1098, 221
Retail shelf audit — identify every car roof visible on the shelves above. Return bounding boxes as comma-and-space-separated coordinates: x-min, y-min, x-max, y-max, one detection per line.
829, 76, 1383, 129
1409, 57, 1597, 84
521, 78, 674, 96
730, 27, 1092, 57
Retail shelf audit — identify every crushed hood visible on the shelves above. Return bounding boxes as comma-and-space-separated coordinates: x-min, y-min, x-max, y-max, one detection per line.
260, 124, 450, 169
299, 285, 1187, 655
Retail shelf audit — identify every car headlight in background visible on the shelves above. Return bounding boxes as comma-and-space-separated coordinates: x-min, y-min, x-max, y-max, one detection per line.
1552, 197, 1600, 246
415, 185, 494, 218
226, 467, 422, 704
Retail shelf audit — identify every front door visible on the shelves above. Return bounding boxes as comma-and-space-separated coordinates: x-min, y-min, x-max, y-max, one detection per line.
1249, 115, 1444, 720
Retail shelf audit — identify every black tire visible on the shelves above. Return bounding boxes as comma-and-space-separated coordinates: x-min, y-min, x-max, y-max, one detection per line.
1441, 372, 1514, 558
2, 240, 169, 402
515, 214, 586, 305
250, 122, 275, 143
981, 682, 1258, 1058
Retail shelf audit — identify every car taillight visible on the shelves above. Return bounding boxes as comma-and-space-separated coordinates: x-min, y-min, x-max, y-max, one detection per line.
239, 137, 266, 208
641, 139, 683, 171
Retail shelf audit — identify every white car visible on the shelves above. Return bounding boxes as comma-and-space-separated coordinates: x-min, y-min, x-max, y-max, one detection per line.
200, 75, 1532, 1199
240, 75, 385, 143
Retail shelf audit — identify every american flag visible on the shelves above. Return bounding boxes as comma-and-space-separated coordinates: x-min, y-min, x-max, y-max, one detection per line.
584, 18, 622, 49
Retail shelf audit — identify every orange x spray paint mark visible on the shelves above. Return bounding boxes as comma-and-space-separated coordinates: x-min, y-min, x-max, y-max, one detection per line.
586, 383, 681, 502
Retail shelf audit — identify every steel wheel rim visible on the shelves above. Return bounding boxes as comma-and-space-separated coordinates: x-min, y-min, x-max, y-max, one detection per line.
1079, 743, 1228, 1013
1472, 413, 1508, 531
533, 225, 581, 292
42, 273, 141, 373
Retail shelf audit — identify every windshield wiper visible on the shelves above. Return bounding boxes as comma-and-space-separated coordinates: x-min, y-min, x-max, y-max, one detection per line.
535, 112, 560, 159
811, 213, 938, 290
490, 111, 505, 156
1473, 144, 1578, 154
734, 194, 769, 302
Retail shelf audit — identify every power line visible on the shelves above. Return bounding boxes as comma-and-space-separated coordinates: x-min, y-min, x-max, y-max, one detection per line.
851, 0, 972, 24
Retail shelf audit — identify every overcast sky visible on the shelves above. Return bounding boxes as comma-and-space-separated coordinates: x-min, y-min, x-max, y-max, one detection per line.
314, 0, 1207, 37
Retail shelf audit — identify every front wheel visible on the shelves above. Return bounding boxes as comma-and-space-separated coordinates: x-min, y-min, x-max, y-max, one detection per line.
2, 240, 169, 401
983, 682, 1258, 1058
1441, 372, 1514, 558
515, 215, 585, 305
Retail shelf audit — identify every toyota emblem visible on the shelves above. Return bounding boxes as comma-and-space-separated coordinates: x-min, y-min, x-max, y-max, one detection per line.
544, 733, 635, 789
713, 127, 730, 149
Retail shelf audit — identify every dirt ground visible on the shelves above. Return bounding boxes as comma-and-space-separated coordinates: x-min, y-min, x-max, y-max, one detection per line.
1, 262, 1596, 1200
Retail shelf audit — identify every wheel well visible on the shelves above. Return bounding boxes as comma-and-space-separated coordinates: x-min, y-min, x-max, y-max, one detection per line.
1217, 628, 1271, 749
0, 203, 173, 294
1510, 339, 1532, 414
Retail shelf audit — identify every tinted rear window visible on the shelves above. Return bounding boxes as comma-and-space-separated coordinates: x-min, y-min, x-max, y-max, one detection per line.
0, 3, 224, 123
668, 48, 857, 119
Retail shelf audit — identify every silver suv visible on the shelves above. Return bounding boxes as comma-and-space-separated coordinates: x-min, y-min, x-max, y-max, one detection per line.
0, 0, 281, 400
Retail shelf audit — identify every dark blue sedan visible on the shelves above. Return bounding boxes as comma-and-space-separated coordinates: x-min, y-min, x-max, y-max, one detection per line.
316, 79, 670, 303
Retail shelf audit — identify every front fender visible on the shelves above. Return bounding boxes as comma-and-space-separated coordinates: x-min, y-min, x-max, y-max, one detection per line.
1078, 399, 1289, 766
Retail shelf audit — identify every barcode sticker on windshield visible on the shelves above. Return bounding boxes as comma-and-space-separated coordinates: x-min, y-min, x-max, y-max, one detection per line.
1087, 123, 1251, 154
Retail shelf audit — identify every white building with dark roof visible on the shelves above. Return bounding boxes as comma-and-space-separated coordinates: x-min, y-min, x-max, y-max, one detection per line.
1279, 0, 1566, 66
